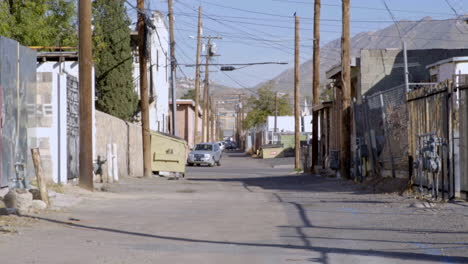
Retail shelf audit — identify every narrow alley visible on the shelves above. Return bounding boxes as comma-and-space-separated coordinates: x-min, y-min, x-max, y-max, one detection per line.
1, 152, 467, 264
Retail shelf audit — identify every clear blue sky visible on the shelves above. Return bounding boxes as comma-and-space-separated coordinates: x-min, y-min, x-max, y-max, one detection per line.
127, 0, 465, 88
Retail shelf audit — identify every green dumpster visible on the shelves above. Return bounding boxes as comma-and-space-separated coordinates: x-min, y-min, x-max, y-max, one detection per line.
151, 132, 188, 176
260, 143, 284, 159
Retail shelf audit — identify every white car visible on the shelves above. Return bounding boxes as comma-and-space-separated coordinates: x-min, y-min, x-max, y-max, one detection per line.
187, 143, 222, 167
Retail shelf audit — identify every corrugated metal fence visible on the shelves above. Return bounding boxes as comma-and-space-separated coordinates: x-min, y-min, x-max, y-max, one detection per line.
0, 37, 36, 188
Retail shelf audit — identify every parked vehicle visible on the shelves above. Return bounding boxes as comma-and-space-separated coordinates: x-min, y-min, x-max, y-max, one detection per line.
218, 141, 226, 152
187, 143, 222, 167
225, 141, 237, 150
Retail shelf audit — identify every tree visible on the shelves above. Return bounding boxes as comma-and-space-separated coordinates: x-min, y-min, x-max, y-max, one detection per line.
0, 0, 77, 46
93, 0, 138, 120
244, 81, 292, 129
181, 89, 196, 100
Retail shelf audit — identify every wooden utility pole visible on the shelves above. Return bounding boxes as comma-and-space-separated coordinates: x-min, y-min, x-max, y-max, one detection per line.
236, 107, 240, 143
312, 0, 321, 173
210, 97, 215, 142
168, 0, 177, 136
237, 94, 243, 150
274, 92, 278, 143
202, 39, 212, 142
341, 0, 351, 179
137, 0, 152, 178
207, 98, 211, 141
294, 15, 301, 170
240, 96, 245, 150
194, 6, 202, 145
78, 0, 94, 189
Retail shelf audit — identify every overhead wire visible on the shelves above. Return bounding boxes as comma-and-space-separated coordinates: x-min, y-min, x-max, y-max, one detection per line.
271, 0, 454, 16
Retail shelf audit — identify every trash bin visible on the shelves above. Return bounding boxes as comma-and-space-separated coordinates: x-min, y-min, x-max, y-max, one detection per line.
151, 132, 188, 176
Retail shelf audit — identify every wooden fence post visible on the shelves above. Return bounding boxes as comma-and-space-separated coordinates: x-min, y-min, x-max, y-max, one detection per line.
31, 148, 50, 206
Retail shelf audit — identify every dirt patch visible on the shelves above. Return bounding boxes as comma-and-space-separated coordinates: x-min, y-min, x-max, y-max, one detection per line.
362, 177, 411, 194
0, 215, 38, 234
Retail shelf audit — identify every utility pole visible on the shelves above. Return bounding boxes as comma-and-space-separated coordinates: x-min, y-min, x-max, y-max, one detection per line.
194, 6, 202, 145
312, 0, 321, 173
78, 0, 93, 189
216, 104, 220, 141
200, 36, 221, 142
341, 0, 351, 179
236, 106, 240, 144
202, 39, 211, 142
208, 97, 212, 141
294, 15, 301, 170
274, 92, 278, 143
210, 97, 215, 142
238, 94, 243, 150
137, 0, 152, 178
168, 0, 177, 136
241, 96, 245, 150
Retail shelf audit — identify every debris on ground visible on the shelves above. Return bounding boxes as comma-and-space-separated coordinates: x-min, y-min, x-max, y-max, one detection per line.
0, 215, 37, 234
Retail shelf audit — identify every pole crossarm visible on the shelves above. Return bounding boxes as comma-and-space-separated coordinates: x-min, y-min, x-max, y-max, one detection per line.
184, 62, 288, 67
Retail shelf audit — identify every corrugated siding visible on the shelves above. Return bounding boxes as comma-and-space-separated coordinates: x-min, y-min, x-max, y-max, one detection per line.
0, 37, 36, 188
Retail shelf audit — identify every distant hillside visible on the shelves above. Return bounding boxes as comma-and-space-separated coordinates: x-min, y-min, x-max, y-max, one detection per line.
257, 16, 468, 96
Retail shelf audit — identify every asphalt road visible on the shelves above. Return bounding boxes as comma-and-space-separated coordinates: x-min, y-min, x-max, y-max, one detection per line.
1, 152, 467, 264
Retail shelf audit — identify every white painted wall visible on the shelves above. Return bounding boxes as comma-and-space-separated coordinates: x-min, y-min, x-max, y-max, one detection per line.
430, 60, 468, 84
133, 11, 170, 133
35, 60, 96, 183
151, 12, 170, 134
266, 115, 313, 133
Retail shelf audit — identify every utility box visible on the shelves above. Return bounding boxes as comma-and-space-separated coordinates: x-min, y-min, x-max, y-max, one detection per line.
151, 132, 188, 176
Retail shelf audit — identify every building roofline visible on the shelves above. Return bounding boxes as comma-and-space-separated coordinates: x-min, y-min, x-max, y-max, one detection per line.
36, 52, 78, 62
426, 56, 468, 69
325, 57, 359, 79
170, 99, 203, 116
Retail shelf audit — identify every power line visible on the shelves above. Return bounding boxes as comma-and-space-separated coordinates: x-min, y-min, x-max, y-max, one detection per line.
271, 0, 454, 16
177, 1, 311, 60
183, 0, 461, 23
220, 71, 260, 96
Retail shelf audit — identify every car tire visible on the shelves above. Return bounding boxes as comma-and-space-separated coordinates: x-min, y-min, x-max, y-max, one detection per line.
188, 163, 194, 167
216, 159, 221, 166
209, 162, 215, 167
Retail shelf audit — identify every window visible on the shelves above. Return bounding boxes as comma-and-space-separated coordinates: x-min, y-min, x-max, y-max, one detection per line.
195, 144, 213, 151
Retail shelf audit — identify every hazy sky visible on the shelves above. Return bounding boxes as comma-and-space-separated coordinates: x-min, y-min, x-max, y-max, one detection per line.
127, 0, 466, 88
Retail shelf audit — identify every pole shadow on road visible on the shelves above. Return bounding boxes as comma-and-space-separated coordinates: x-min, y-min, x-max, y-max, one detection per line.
19, 214, 468, 264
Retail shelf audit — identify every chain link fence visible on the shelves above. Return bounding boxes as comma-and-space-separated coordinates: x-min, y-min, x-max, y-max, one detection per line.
354, 84, 409, 178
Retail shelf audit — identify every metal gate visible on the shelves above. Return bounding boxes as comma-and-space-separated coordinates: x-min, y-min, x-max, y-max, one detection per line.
67, 75, 80, 180
407, 81, 453, 199
457, 75, 468, 195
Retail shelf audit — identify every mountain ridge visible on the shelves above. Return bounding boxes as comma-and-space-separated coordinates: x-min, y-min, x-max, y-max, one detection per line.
256, 16, 468, 96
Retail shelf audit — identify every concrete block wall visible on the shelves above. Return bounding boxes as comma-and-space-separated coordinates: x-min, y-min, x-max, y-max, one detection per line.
95, 111, 143, 179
